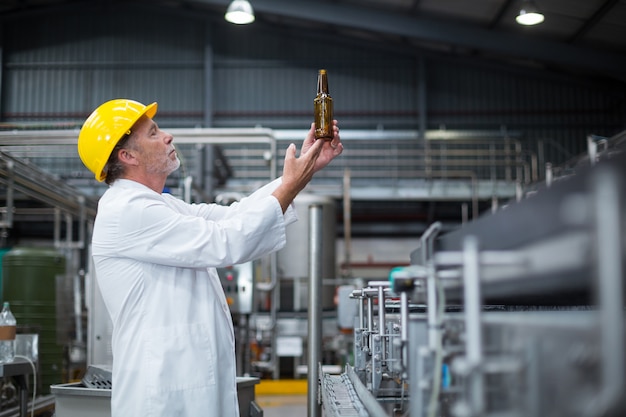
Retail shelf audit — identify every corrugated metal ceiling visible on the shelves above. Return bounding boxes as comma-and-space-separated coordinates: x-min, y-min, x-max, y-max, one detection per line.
1, 0, 625, 82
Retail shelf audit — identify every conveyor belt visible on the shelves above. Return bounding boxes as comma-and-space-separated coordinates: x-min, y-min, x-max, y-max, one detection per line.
321, 372, 369, 417
321, 365, 391, 417
419, 147, 626, 306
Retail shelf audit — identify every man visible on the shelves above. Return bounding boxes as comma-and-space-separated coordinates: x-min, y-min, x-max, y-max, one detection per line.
77, 99, 343, 417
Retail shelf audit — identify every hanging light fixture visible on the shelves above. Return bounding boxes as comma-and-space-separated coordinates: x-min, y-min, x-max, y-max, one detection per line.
516, 0, 545, 25
225, 0, 255, 25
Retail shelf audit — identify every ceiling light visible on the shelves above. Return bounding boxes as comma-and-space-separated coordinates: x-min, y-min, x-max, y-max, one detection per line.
225, 0, 255, 25
516, 0, 544, 26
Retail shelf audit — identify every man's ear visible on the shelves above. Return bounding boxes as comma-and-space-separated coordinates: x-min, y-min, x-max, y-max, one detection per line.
118, 148, 139, 166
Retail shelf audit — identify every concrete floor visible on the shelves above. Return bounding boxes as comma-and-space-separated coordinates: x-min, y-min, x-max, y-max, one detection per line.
257, 395, 307, 417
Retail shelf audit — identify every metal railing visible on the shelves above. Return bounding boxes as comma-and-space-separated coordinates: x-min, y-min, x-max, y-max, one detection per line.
0, 128, 533, 202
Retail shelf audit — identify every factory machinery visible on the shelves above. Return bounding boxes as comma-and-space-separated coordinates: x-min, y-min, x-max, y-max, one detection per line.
1, 128, 624, 416
321, 135, 626, 417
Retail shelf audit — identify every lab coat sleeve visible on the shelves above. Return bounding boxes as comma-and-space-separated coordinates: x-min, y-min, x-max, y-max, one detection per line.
99, 187, 289, 269
170, 177, 298, 226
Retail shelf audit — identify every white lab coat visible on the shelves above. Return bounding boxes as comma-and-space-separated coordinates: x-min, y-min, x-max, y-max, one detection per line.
91, 178, 296, 417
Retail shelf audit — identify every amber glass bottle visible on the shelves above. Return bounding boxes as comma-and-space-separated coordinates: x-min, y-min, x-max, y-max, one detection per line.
314, 69, 333, 140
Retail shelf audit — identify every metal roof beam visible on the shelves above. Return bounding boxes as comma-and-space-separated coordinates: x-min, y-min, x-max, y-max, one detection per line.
192, 0, 626, 81
568, 0, 620, 44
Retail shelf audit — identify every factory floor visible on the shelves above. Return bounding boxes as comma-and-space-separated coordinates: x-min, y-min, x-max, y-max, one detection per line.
257, 394, 307, 416
256, 379, 308, 417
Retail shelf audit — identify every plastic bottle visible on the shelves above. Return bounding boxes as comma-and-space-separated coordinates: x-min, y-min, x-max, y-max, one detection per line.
0, 302, 16, 363
314, 69, 333, 140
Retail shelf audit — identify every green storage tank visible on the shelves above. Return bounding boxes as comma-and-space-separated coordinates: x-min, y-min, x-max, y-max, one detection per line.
0, 247, 12, 301
2, 247, 66, 395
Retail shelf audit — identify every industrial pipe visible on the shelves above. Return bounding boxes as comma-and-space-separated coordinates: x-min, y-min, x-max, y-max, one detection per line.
307, 204, 324, 417
593, 167, 624, 415
462, 235, 484, 416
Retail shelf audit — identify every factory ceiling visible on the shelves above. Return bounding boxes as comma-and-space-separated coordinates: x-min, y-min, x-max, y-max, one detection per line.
1, 0, 625, 84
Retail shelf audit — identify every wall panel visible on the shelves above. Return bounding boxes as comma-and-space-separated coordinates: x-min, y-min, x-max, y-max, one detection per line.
0, 3, 624, 167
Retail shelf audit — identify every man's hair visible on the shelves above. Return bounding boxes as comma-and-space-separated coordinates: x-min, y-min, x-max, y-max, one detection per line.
103, 133, 134, 185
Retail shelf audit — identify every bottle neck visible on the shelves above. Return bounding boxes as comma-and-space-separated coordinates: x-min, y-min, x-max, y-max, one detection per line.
317, 73, 329, 95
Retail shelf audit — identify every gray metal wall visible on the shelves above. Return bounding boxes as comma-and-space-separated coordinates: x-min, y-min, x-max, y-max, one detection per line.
2, 5, 205, 127
1, 3, 624, 165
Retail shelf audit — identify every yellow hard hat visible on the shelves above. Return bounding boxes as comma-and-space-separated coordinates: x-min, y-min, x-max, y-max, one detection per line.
77, 99, 158, 182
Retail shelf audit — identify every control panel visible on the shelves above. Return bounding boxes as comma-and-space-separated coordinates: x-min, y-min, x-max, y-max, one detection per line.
217, 262, 254, 314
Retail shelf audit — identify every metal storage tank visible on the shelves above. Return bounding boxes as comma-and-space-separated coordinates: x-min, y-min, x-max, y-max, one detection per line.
0, 248, 12, 302
2, 247, 66, 395
277, 194, 336, 311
